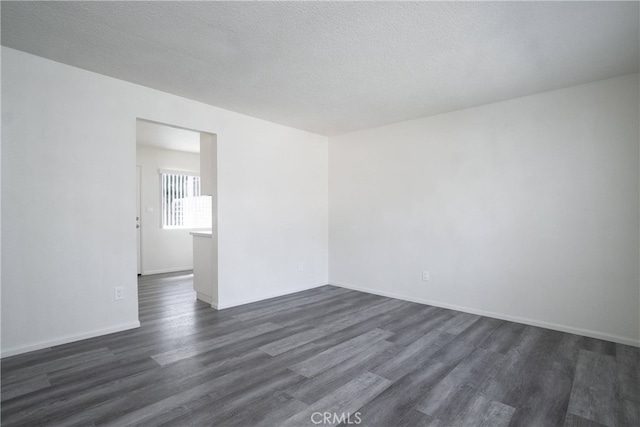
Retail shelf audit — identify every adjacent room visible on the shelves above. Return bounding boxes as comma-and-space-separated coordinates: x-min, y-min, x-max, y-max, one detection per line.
1, 2, 639, 426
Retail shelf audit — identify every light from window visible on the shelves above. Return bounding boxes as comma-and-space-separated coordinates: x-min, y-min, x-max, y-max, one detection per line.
161, 171, 211, 229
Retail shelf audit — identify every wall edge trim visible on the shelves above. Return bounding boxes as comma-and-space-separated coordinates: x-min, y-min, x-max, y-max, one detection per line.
141, 267, 193, 276
214, 282, 327, 310
1, 321, 141, 358
330, 281, 640, 347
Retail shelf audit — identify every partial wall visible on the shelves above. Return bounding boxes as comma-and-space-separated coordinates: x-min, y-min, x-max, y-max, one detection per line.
329, 74, 640, 345
1, 48, 328, 357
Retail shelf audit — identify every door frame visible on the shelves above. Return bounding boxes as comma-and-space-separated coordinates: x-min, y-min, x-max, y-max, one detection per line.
136, 165, 142, 275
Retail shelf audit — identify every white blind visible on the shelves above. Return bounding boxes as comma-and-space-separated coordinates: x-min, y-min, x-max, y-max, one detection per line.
161, 172, 212, 229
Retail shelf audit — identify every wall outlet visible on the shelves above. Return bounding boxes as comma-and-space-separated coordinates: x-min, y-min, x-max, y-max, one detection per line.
114, 286, 124, 300
298, 262, 304, 272
422, 271, 430, 282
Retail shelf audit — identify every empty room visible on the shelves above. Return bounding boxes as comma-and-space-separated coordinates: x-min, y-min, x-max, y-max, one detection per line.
1, 1, 639, 426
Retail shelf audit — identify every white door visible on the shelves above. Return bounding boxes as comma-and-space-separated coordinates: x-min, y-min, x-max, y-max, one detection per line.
136, 165, 142, 275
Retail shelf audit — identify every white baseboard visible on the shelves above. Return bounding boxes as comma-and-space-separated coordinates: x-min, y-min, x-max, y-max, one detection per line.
141, 267, 193, 275
214, 282, 327, 310
196, 292, 213, 305
1, 321, 141, 358
330, 281, 640, 348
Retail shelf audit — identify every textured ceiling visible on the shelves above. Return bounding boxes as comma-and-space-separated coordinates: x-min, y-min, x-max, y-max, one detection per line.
137, 120, 201, 154
2, 1, 639, 136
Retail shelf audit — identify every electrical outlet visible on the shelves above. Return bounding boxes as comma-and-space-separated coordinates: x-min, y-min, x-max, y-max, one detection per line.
422, 271, 430, 282
114, 286, 124, 300
298, 262, 304, 272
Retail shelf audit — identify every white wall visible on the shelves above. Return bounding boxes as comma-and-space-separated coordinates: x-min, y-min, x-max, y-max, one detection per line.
3, 45, 636, 356
329, 74, 640, 346
1, 47, 329, 357
136, 145, 199, 275
0, 4, 3, 354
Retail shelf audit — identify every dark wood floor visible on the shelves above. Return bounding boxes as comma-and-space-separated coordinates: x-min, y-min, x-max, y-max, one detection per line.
2, 272, 639, 426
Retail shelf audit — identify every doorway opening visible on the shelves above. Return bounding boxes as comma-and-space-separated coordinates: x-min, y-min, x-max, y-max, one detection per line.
135, 119, 218, 314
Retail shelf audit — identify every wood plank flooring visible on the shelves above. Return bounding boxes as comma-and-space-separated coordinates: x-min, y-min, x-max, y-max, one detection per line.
2, 271, 639, 426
